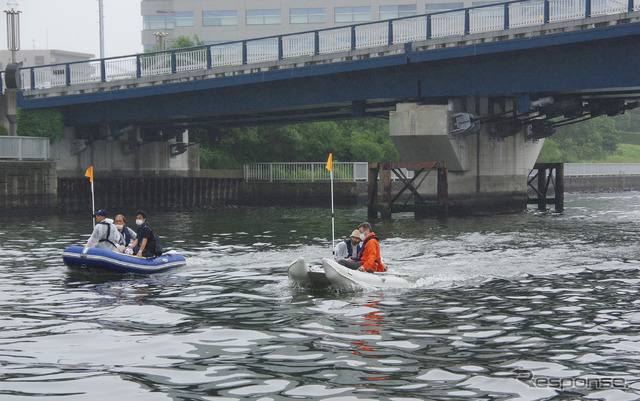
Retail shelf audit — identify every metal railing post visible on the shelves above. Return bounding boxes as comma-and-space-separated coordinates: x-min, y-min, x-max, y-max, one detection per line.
65, 64, 71, 86
314, 31, 320, 55
136, 55, 142, 79
388, 20, 394, 45
171, 51, 177, 74
30, 68, 35, 90
629, 0, 634, 11
242, 41, 248, 65
585, 0, 591, 18
426, 15, 432, 39
278, 36, 283, 60
543, 0, 550, 23
351, 25, 357, 50
269, 163, 273, 182
503, 3, 510, 29
100, 59, 106, 83
206, 46, 212, 69
464, 9, 470, 34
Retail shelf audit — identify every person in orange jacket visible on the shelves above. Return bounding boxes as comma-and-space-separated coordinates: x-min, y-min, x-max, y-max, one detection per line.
355, 222, 387, 273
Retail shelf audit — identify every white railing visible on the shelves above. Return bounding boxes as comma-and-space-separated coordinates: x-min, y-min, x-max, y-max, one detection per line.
244, 162, 369, 182
19, 0, 638, 91
431, 11, 466, 38
0, 136, 50, 160
176, 48, 207, 72
509, 0, 546, 27
564, 163, 640, 176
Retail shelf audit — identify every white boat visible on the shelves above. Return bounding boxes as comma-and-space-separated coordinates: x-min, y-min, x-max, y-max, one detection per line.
287, 257, 411, 289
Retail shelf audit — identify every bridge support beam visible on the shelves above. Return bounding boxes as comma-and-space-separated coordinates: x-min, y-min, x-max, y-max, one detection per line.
389, 103, 544, 215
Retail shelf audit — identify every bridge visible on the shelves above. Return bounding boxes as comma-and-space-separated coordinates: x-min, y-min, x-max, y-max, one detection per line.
10, 0, 640, 215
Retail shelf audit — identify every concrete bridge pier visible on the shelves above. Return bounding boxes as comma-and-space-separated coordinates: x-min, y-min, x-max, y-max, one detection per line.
389, 102, 544, 215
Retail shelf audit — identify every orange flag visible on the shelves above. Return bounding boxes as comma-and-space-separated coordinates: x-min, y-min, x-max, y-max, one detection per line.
85, 166, 94, 183
325, 153, 333, 172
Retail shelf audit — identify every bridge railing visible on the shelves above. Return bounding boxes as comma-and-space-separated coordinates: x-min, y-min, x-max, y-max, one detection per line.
244, 162, 369, 182
0, 136, 50, 160
17, 0, 640, 92
564, 163, 640, 176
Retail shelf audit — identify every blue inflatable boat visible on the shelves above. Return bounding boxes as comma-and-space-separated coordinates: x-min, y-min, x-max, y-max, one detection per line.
62, 246, 186, 274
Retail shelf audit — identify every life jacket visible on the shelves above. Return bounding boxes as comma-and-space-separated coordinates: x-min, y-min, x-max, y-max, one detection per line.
356, 235, 378, 261
98, 221, 117, 249
121, 227, 132, 246
343, 238, 360, 258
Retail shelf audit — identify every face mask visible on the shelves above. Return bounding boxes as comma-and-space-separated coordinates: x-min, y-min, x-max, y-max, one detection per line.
115, 224, 123, 230
359, 233, 366, 241
136, 219, 144, 226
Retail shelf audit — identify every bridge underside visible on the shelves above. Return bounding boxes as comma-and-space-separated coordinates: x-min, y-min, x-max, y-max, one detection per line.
19, 16, 640, 133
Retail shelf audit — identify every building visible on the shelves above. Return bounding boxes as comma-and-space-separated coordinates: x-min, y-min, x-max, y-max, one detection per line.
140, 0, 477, 51
0, 49, 94, 71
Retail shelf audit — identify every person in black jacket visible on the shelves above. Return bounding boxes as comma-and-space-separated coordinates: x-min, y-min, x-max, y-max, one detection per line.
127, 210, 158, 258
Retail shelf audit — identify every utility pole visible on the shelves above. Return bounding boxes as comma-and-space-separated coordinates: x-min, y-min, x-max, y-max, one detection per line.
98, 0, 105, 58
4, 1, 20, 136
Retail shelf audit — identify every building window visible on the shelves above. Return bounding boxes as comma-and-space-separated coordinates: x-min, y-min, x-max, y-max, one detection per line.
143, 15, 175, 30
380, 5, 417, 20
203, 10, 237, 26
246, 9, 281, 25
290, 8, 326, 24
426, 3, 464, 12
335, 6, 371, 23
175, 12, 194, 27
34, 56, 45, 65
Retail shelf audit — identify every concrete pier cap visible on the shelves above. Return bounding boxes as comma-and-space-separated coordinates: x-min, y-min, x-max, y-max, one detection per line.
389, 102, 545, 214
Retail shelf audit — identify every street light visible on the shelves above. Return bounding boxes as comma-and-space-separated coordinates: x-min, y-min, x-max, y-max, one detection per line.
4, 0, 20, 63
154, 31, 168, 51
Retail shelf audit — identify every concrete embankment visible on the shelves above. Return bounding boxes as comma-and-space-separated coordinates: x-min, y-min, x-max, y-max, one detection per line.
2, 162, 640, 215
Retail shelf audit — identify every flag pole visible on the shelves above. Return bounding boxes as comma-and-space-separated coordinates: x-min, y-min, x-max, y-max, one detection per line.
326, 154, 335, 254
85, 166, 95, 228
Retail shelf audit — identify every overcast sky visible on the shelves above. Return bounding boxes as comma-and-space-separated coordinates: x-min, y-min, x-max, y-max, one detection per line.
0, 0, 141, 58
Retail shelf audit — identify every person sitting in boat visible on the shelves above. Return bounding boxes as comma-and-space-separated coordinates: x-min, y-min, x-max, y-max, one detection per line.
114, 214, 137, 249
334, 229, 361, 265
85, 209, 123, 251
339, 222, 387, 273
127, 210, 160, 258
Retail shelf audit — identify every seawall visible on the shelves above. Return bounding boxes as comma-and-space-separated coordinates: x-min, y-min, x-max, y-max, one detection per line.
0, 161, 57, 215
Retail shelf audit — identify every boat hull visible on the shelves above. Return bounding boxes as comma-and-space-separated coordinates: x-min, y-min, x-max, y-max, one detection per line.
288, 257, 411, 289
62, 246, 186, 274
287, 258, 332, 288
321, 258, 411, 289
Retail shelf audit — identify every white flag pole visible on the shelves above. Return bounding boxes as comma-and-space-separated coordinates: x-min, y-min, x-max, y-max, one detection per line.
330, 168, 335, 254
90, 180, 96, 228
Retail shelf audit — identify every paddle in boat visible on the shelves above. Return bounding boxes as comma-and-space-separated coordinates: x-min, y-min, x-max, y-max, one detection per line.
288, 257, 410, 289
62, 246, 186, 274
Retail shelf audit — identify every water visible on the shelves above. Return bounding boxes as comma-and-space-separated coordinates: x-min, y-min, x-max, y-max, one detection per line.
2, 192, 640, 400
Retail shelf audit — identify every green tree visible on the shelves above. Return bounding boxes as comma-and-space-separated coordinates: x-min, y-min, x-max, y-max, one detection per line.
16, 108, 65, 140
170, 35, 204, 49
538, 116, 620, 162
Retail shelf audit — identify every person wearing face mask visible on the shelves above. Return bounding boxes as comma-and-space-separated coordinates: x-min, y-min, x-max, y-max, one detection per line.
338, 222, 387, 272
334, 229, 362, 264
114, 214, 137, 249
127, 210, 159, 258
85, 209, 123, 251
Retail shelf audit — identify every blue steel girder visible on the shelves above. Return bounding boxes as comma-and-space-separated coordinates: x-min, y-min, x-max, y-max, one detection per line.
19, 21, 640, 128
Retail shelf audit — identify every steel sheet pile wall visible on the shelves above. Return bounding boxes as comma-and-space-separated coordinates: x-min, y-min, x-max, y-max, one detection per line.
58, 177, 240, 213
0, 161, 57, 215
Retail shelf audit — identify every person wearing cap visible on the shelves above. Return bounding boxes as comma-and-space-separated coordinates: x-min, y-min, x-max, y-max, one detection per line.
334, 229, 362, 264
127, 210, 159, 258
338, 222, 387, 273
85, 209, 123, 251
